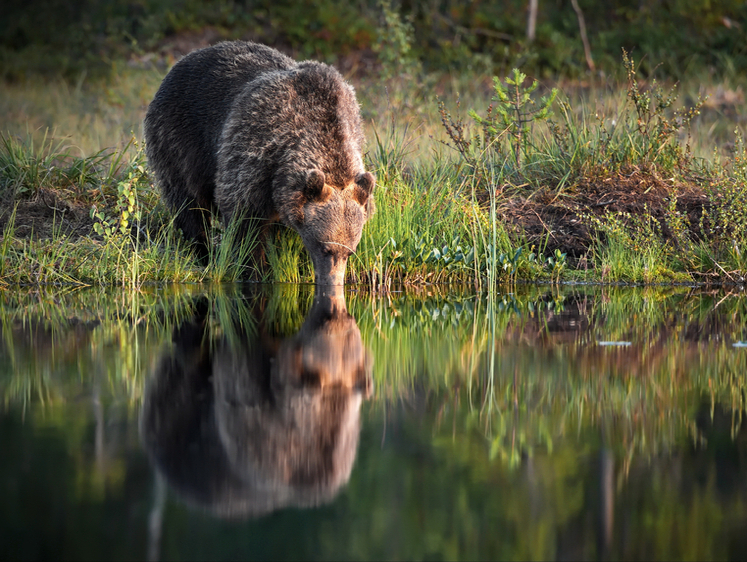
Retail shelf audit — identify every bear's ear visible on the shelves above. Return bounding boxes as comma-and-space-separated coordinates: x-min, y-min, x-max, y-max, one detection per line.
304, 169, 326, 200
354, 172, 375, 206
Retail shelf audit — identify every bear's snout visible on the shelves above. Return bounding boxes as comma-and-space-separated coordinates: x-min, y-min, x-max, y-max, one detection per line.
311, 250, 349, 286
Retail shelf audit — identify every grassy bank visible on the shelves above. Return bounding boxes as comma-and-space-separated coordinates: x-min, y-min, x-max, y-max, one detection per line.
1, 50, 746, 287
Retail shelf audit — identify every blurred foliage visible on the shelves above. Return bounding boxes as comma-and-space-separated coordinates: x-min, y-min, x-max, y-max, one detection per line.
0, 0, 376, 80
1, 0, 746, 81
403, 0, 747, 78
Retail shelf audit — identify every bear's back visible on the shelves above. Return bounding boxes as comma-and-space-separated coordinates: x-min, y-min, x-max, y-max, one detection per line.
217, 61, 364, 194
144, 42, 298, 201
146, 41, 296, 142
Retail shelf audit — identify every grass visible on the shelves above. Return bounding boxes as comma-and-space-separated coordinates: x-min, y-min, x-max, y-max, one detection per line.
0, 130, 129, 201
1, 52, 746, 287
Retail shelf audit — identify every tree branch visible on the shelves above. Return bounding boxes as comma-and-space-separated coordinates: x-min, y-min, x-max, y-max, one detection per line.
527, 0, 538, 42
570, 0, 595, 71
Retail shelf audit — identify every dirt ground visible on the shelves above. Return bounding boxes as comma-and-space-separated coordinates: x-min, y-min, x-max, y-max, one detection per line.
1, 188, 94, 240
496, 170, 708, 265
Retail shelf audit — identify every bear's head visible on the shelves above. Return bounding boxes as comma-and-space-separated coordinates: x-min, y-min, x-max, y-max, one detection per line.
295, 169, 375, 285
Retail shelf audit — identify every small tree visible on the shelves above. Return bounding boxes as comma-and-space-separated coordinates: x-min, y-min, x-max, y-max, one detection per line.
470, 69, 557, 167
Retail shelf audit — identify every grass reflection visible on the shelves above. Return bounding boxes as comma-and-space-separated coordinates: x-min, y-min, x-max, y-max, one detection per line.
1, 283, 746, 461
348, 285, 747, 465
0, 285, 200, 408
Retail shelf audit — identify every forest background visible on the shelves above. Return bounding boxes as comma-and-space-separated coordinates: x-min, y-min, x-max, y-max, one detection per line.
2, 0, 745, 80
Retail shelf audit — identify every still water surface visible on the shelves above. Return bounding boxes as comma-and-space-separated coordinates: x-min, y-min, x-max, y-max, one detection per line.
1, 283, 747, 560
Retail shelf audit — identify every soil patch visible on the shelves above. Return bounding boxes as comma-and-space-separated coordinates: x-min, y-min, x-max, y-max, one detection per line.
497, 170, 708, 264
0, 188, 94, 240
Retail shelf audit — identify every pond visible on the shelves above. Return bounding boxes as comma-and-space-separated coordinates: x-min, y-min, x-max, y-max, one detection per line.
1, 283, 747, 561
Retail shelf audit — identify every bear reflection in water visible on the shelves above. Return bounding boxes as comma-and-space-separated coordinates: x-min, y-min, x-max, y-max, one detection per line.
140, 287, 372, 519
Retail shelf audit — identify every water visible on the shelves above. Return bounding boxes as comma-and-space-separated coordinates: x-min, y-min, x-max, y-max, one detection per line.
2, 283, 747, 561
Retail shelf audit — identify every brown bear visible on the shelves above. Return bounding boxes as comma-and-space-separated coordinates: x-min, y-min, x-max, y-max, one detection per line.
144, 41, 375, 285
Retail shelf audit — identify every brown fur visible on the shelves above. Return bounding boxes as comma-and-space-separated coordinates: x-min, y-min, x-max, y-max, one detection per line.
144, 41, 375, 283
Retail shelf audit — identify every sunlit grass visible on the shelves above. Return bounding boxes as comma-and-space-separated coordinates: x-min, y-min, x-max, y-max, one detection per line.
0, 211, 206, 287
0, 69, 161, 155
1, 60, 746, 286
264, 226, 313, 284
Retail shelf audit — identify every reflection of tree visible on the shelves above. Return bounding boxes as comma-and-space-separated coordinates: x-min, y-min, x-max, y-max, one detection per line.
147, 474, 166, 562
316, 396, 747, 561
140, 286, 372, 521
